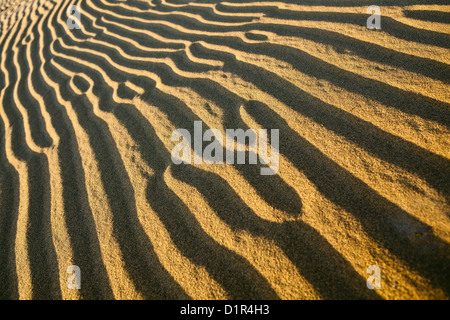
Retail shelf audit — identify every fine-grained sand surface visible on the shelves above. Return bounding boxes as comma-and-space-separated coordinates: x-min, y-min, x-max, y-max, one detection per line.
0, 0, 449, 299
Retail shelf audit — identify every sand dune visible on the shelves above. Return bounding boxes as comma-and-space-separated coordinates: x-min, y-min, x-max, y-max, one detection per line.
0, 0, 449, 300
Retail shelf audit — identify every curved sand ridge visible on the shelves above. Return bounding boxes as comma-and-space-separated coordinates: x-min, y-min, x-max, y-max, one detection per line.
0, 0, 449, 299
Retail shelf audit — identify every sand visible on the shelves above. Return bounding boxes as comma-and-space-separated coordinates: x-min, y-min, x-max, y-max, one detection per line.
0, 0, 449, 300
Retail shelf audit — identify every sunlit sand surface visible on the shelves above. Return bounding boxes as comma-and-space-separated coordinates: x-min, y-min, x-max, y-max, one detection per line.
0, 0, 449, 299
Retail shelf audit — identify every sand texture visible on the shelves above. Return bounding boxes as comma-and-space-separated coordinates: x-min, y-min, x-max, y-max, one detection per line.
0, 0, 449, 300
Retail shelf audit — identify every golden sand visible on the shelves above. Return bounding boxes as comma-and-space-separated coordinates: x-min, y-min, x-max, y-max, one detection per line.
0, 0, 449, 299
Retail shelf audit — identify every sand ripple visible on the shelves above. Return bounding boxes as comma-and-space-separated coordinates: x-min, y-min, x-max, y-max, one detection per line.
0, 0, 449, 299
